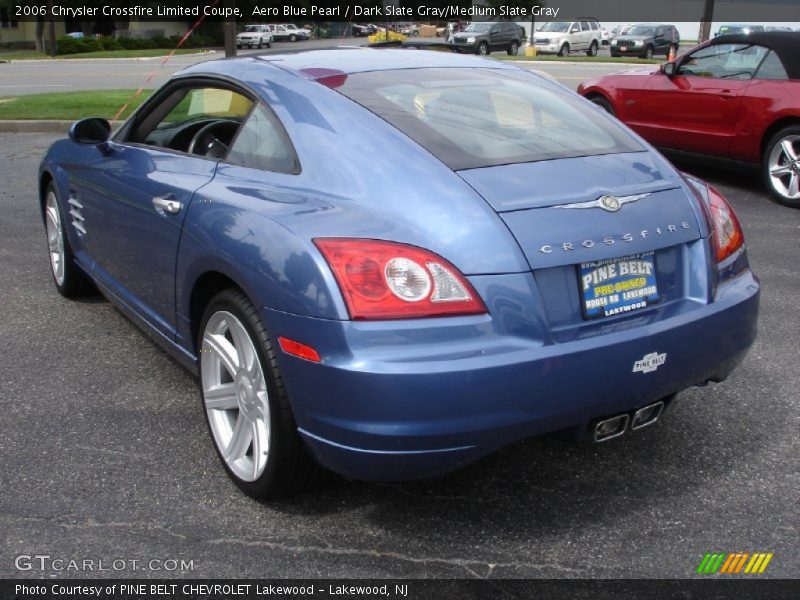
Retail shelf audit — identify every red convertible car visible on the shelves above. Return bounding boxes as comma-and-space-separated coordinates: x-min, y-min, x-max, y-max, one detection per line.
578, 32, 800, 207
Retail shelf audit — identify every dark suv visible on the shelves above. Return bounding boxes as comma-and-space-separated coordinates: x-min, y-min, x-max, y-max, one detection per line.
450, 21, 525, 56
610, 23, 679, 59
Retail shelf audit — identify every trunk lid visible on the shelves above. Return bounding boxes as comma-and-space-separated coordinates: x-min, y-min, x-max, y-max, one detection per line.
457, 152, 703, 270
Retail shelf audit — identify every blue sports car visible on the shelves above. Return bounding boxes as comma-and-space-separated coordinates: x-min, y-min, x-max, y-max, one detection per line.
39, 48, 759, 499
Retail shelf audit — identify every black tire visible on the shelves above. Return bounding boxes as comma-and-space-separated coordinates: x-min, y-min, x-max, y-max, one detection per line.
762, 125, 800, 208
477, 42, 489, 56
507, 40, 519, 56
558, 42, 569, 57
42, 182, 95, 298
198, 289, 322, 499
644, 45, 654, 59
586, 40, 598, 57
289, 34, 297, 42
589, 95, 615, 116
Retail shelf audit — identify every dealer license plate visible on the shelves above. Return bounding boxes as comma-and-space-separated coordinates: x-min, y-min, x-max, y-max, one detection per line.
579, 252, 659, 319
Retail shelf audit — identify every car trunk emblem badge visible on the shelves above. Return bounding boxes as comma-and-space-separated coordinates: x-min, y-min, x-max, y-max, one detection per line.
555, 193, 651, 212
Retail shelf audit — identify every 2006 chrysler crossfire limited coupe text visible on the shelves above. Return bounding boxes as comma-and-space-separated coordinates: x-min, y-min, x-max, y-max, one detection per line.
39, 48, 759, 499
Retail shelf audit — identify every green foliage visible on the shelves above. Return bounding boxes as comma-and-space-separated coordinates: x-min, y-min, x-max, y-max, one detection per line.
54, 35, 215, 55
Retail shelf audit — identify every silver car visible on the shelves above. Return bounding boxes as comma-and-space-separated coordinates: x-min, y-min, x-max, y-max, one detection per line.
236, 24, 272, 49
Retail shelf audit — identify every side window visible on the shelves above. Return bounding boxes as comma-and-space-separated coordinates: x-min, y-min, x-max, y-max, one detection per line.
581, 22, 591, 32
134, 86, 253, 155
754, 50, 789, 80
226, 103, 299, 174
569, 22, 580, 33
677, 43, 768, 80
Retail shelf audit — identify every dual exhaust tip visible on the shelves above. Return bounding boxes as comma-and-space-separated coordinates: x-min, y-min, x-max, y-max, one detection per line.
593, 401, 664, 443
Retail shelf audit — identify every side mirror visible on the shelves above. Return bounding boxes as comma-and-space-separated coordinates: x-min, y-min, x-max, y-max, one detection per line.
661, 62, 677, 77
69, 117, 112, 146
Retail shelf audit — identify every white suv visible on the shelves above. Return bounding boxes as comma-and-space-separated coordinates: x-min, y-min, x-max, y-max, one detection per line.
534, 19, 602, 56
236, 24, 272, 49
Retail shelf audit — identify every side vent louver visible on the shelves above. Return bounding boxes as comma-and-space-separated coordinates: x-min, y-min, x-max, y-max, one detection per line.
67, 196, 86, 236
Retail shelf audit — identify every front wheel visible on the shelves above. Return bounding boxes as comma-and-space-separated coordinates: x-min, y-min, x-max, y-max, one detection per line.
558, 43, 569, 57
644, 45, 654, 59
507, 40, 519, 56
586, 40, 598, 56
477, 42, 489, 56
43, 184, 94, 297
199, 289, 321, 499
589, 96, 615, 116
763, 126, 800, 208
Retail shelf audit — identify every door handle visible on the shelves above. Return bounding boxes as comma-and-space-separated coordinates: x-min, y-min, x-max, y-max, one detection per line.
152, 196, 182, 214
719, 90, 737, 98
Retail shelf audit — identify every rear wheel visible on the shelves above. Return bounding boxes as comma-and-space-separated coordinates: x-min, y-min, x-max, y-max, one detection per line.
43, 183, 94, 297
477, 42, 489, 56
289, 34, 297, 42
586, 40, 598, 56
507, 40, 519, 56
199, 289, 321, 499
589, 96, 615, 116
763, 126, 800, 208
558, 42, 569, 57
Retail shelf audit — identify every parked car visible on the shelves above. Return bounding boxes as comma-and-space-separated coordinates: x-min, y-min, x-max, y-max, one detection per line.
40, 48, 759, 498
269, 23, 309, 42
579, 32, 800, 207
351, 23, 377, 37
715, 24, 765, 37
398, 22, 420, 37
236, 24, 272, 49
610, 23, 679, 59
534, 19, 603, 56
449, 21, 525, 55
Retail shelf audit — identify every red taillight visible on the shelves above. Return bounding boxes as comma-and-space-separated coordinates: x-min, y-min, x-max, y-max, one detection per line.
314, 238, 487, 320
278, 337, 321, 363
706, 186, 744, 262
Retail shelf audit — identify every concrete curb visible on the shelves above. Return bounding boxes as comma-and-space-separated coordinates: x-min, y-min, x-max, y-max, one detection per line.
0, 120, 123, 133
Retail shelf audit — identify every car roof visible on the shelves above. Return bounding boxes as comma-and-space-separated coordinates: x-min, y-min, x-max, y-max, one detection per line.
711, 31, 800, 79
192, 48, 518, 79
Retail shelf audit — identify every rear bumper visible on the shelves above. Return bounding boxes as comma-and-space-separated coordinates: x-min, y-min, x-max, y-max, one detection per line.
267, 271, 759, 481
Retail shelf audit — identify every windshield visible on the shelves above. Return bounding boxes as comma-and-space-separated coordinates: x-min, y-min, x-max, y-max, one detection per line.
243, 26, 260, 32
337, 68, 643, 170
540, 22, 570, 33
464, 23, 492, 33
627, 26, 655, 36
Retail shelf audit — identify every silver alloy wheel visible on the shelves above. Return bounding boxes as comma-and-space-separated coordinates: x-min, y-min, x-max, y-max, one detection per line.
201, 310, 270, 482
45, 191, 65, 286
768, 134, 800, 201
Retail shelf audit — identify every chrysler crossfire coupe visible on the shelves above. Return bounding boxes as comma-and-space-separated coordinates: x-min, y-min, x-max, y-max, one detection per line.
39, 49, 759, 498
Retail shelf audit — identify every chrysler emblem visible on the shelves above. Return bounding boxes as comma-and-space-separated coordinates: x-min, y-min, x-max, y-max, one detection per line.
554, 193, 651, 211
600, 195, 621, 212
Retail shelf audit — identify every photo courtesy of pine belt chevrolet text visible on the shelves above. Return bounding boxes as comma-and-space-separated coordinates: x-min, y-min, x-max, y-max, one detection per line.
39, 46, 759, 499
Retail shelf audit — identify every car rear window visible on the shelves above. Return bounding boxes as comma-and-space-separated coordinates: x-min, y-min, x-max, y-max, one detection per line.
336, 68, 644, 171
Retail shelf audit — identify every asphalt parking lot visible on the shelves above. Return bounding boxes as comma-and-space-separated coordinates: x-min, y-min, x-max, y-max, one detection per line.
1, 133, 798, 579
